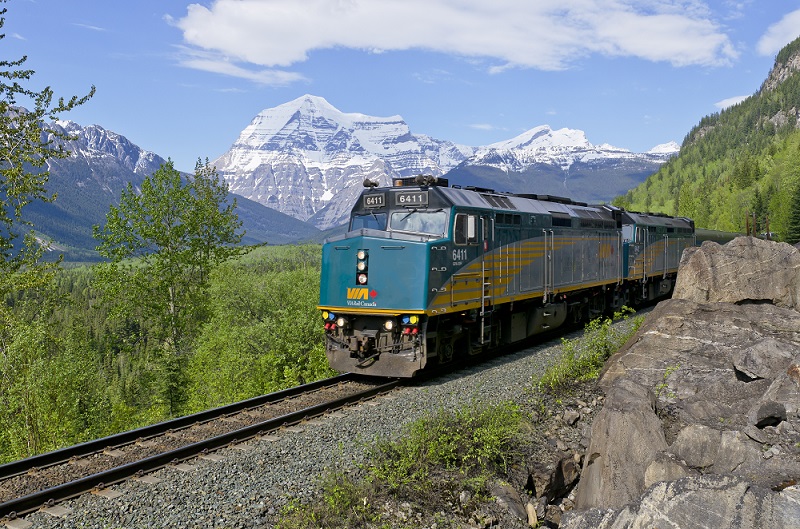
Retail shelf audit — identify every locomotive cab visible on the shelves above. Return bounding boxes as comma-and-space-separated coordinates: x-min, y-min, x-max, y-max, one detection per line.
318, 177, 455, 377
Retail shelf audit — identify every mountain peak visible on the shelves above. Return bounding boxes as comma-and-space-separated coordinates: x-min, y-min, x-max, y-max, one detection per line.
486, 125, 592, 151
647, 141, 680, 155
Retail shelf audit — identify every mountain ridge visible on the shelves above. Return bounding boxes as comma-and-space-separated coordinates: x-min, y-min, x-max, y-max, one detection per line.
25, 121, 322, 261
22, 96, 680, 259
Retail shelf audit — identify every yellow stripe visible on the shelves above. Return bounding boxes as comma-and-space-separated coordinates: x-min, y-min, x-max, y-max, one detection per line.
316, 306, 426, 316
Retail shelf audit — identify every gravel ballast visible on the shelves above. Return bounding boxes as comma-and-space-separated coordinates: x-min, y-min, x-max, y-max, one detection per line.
10, 328, 592, 529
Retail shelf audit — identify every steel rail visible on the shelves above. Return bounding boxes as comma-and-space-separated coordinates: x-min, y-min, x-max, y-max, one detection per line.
0, 377, 400, 520
0, 373, 359, 481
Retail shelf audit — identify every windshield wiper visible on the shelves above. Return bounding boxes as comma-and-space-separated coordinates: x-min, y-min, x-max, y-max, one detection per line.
400, 208, 418, 221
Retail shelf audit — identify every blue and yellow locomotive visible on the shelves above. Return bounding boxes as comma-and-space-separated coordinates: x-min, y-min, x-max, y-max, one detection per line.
319, 175, 730, 377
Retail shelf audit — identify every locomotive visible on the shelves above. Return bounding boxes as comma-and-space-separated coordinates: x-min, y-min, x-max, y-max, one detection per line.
318, 175, 735, 377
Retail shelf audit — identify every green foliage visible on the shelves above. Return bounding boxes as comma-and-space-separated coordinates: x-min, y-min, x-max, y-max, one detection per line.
93, 159, 245, 346
535, 307, 643, 393
0, 300, 110, 463
186, 245, 333, 411
278, 473, 384, 529
0, 5, 333, 461
786, 182, 800, 245
0, 2, 100, 463
655, 364, 680, 399
2, 244, 333, 462
0, 3, 94, 278
278, 401, 523, 528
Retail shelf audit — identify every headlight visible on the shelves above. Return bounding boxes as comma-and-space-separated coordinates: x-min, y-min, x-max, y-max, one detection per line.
357, 260, 367, 271
384, 319, 394, 331
357, 249, 367, 260
357, 273, 368, 284
336, 317, 347, 328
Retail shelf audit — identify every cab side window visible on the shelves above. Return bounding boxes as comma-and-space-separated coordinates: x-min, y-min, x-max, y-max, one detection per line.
455, 213, 478, 245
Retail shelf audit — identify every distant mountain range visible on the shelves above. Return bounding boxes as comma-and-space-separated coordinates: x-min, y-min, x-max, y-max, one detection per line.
27, 121, 322, 261
23, 97, 677, 260
212, 94, 678, 230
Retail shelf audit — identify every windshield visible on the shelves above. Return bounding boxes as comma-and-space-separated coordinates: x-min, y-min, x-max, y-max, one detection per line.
390, 210, 447, 236
351, 212, 387, 231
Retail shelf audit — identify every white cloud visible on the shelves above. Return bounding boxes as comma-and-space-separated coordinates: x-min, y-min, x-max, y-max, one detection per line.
72, 23, 107, 32
469, 123, 500, 131
757, 9, 800, 56
174, 46, 308, 85
174, 0, 737, 82
715, 95, 748, 109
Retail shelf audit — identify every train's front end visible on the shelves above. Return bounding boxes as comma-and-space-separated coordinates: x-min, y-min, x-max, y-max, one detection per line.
318, 177, 450, 377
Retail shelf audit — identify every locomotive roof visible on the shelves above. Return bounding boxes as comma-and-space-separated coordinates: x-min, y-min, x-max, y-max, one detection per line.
620, 209, 693, 229
435, 186, 613, 220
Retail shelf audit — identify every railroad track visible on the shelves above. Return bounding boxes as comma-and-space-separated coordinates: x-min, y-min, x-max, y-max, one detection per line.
0, 373, 399, 522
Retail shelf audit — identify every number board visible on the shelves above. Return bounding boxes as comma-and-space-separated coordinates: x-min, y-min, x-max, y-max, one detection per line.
363, 193, 386, 208
394, 191, 428, 206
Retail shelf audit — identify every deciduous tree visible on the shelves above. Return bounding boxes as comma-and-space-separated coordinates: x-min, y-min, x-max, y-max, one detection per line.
0, 0, 95, 461
93, 159, 246, 413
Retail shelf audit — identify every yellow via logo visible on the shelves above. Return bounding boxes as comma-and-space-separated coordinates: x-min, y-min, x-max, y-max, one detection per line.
347, 287, 370, 300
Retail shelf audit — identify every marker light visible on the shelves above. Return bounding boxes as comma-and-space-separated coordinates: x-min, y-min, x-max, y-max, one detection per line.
357, 273, 368, 285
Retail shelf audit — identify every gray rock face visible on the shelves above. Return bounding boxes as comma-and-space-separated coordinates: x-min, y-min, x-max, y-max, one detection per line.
673, 236, 800, 308
564, 475, 800, 529
567, 238, 800, 528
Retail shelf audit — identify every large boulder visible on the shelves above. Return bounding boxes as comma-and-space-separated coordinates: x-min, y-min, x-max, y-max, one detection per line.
566, 237, 800, 528
574, 298, 800, 510
673, 236, 800, 308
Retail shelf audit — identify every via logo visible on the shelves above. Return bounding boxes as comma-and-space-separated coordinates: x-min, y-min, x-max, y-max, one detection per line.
347, 287, 378, 300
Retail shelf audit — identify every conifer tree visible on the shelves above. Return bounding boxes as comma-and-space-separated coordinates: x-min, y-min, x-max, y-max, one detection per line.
785, 184, 800, 245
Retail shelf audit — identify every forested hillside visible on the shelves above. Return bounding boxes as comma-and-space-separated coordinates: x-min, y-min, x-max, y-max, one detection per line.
614, 36, 800, 242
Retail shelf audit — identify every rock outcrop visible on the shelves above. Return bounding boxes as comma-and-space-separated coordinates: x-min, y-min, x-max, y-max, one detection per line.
673, 236, 800, 309
564, 237, 800, 528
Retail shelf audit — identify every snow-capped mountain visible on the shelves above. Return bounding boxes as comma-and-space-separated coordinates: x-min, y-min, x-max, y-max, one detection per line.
213, 95, 678, 230
470, 125, 677, 172
212, 95, 473, 230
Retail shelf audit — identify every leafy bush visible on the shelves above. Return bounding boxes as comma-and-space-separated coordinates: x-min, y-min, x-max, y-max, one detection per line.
535, 307, 643, 393
369, 401, 522, 495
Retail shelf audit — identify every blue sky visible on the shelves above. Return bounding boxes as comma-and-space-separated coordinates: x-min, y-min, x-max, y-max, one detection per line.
5, 1, 800, 173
